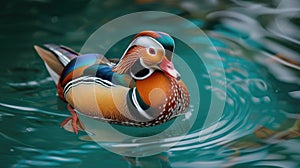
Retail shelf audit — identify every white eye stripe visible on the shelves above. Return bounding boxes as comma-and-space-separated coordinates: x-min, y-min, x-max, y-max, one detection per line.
116, 36, 165, 67
130, 36, 165, 54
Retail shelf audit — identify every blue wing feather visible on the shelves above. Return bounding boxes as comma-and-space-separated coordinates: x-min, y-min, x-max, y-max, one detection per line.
83, 64, 134, 87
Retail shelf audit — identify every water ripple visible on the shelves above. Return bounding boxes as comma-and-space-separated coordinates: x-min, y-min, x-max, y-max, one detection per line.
0, 102, 68, 117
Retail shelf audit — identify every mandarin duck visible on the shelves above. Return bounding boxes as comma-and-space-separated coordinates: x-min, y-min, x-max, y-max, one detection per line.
34, 31, 190, 133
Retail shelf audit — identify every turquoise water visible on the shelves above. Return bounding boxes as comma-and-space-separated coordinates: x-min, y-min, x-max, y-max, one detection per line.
1, 0, 300, 167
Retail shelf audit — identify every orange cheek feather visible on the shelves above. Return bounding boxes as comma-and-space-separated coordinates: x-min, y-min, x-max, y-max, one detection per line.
135, 72, 171, 108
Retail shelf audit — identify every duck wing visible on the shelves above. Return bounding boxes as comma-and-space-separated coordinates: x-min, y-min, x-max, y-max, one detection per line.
34, 44, 114, 84
34, 44, 79, 84
83, 64, 135, 88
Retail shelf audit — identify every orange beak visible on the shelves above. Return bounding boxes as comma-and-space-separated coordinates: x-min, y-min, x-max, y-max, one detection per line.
159, 57, 181, 80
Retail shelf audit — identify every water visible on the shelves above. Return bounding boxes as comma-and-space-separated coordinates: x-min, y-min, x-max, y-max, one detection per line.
1, 0, 300, 167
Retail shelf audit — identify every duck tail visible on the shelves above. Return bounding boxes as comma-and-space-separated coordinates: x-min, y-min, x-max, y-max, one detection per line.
34, 44, 79, 84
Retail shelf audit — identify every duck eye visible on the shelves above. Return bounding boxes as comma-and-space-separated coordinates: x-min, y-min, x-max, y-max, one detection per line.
147, 47, 156, 56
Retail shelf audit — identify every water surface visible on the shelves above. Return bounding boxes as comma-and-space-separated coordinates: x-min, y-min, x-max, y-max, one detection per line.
1, 0, 300, 167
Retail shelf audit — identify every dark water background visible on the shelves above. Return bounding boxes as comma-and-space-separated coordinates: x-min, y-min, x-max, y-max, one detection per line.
1, 0, 300, 167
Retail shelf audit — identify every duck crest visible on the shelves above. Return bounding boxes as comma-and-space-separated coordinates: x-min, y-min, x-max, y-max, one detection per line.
133, 31, 175, 60
35, 30, 190, 133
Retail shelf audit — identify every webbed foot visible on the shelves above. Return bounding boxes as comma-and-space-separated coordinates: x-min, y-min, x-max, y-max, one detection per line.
60, 105, 84, 134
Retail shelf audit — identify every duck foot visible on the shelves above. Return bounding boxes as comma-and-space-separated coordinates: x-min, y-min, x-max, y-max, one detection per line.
60, 105, 84, 134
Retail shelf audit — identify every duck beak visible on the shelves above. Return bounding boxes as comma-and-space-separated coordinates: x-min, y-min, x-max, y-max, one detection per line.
159, 57, 181, 80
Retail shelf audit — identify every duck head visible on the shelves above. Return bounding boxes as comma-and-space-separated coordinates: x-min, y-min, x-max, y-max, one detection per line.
112, 31, 181, 80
